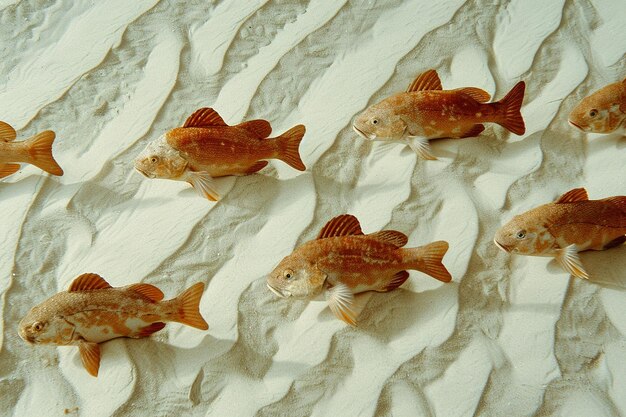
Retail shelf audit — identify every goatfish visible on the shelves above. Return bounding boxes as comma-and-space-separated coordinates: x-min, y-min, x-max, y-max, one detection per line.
267, 214, 452, 325
18, 273, 208, 376
569, 78, 626, 134
0, 121, 63, 179
352, 69, 526, 160
134, 107, 306, 201
494, 188, 626, 280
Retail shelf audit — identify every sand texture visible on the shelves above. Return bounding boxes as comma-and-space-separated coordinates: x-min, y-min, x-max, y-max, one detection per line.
1, 1, 625, 416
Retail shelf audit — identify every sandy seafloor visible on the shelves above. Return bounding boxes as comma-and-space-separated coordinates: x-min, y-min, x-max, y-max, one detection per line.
0, 0, 625, 416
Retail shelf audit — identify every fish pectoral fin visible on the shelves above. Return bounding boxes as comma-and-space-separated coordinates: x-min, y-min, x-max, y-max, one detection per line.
406, 136, 437, 160
325, 282, 358, 326
0, 163, 20, 179
78, 340, 101, 377
555, 245, 589, 280
0, 121, 17, 141
185, 171, 220, 201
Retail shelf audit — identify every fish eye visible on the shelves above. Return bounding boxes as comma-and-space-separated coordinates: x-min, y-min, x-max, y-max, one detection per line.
150, 156, 159, 163
33, 322, 43, 332
515, 230, 526, 239
283, 269, 294, 280
589, 109, 598, 117
372, 119, 378, 125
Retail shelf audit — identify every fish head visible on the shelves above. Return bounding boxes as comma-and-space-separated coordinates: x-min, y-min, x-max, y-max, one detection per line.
568, 83, 624, 133
134, 134, 188, 180
494, 210, 556, 256
353, 101, 407, 141
267, 255, 326, 300
18, 303, 75, 346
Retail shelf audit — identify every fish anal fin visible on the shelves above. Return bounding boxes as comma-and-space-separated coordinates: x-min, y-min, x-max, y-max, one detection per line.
317, 214, 364, 239
0, 163, 20, 179
69, 273, 112, 292
407, 136, 437, 160
367, 230, 408, 248
325, 282, 358, 326
135, 322, 166, 338
406, 69, 442, 92
0, 121, 16, 141
556, 188, 589, 204
556, 245, 589, 279
379, 271, 410, 292
455, 87, 491, 102
237, 120, 272, 138
243, 161, 269, 175
127, 283, 164, 302
603, 235, 626, 250
78, 340, 101, 377
185, 170, 220, 201
459, 124, 485, 138
183, 108, 227, 128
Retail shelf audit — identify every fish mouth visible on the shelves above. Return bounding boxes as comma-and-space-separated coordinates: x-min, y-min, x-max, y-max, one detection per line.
135, 167, 155, 179
568, 120, 584, 131
494, 239, 511, 253
267, 283, 286, 298
352, 125, 375, 140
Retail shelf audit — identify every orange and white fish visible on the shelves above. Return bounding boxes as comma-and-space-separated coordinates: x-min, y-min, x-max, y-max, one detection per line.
266, 214, 451, 325
494, 188, 626, 279
134, 108, 306, 201
352, 69, 526, 160
18, 273, 208, 376
0, 121, 63, 179
569, 78, 626, 134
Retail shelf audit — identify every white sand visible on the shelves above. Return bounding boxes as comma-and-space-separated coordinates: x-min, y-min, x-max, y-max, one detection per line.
1, 1, 625, 416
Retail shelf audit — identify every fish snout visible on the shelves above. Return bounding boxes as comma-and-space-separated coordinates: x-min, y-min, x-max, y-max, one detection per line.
135, 167, 155, 179
18, 328, 35, 344
352, 125, 374, 141
494, 239, 511, 253
266, 283, 285, 298
568, 120, 584, 131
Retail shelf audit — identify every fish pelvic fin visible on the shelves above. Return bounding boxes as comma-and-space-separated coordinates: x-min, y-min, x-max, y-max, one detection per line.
555, 245, 589, 279
496, 81, 526, 135
0, 163, 20, 179
185, 170, 220, 201
173, 282, 209, 330
274, 125, 306, 171
25, 130, 64, 176
404, 241, 452, 283
78, 339, 101, 377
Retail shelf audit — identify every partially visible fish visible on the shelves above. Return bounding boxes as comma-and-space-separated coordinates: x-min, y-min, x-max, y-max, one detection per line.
0, 121, 63, 179
569, 78, 626, 134
19, 273, 208, 376
352, 69, 526, 160
134, 108, 306, 201
494, 188, 626, 279
266, 214, 452, 325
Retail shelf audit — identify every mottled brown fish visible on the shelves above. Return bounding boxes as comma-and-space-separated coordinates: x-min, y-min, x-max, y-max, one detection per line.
494, 188, 626, 279
134, 108, 306, 201
267, 214, 452, 325
353, 69, 526, 159
569, 78, 626, 134
0, 121, 63, 179
19, 273, 208, 376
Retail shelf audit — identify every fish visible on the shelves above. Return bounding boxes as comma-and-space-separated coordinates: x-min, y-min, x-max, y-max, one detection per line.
266, 214, 452, 325
134, 107, 306, 201
0, 121, 63, 179
18, 273, 209, 376
494, 188, 626, 280
568, 78, 626, 134
352, 69, 526, 160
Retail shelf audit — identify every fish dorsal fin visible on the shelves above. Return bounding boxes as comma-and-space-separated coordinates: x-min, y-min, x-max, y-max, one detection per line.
454, 87, 491, 102
69, 273, 112, 292
182, 108, 227, 128
237, 120, 272, 138
127, 283, 164, 302
555, 188, 589, 204
367, 230, 408, 248
317, 214, 364, 239
406, 70, 442, 93
0, 121, 17, 142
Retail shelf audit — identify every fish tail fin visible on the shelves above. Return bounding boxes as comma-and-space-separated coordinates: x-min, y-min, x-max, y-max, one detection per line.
25, 130, 64, 175
274, 125, 306, 171
496, 81, 526, 135
404, 241, 452, 283
173, 282, 209, 330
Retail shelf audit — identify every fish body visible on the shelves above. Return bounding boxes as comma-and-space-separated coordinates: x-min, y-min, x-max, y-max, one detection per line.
352, 69, 526, 160
0, 121, 63, 178
134, 108, 306, 201
569, 78, 626, 134
267, 214, 451, 325
494, 188, 626, 279
19, 273, 208, 376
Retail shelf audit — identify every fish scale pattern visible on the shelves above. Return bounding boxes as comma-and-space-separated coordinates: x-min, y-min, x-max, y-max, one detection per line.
0, 0, 625, 416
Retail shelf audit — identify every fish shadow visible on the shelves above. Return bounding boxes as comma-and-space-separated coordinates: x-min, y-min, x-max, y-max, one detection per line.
546, 245, 626, 290
587, 131, 626, 151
